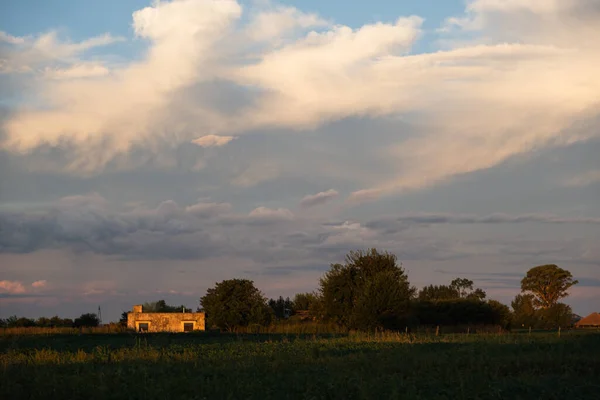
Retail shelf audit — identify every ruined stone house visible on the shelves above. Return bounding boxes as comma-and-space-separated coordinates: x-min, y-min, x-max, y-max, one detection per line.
127, 305, 205, 332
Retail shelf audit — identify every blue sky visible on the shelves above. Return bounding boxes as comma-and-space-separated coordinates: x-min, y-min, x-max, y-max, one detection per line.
0, 0, 599, 321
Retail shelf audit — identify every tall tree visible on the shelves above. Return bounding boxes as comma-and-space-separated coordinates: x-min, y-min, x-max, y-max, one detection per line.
520, 264, 578, 308
200, 279, 273, 331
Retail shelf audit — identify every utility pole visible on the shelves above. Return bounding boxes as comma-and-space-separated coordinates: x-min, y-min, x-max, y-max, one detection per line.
98, 306, 102, 326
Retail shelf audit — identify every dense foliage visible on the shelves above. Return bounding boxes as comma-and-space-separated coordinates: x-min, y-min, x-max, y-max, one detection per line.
317, 248, 415, 330
142, 300, 192, 313
0, 314, 95, 329
200, 279, 273, 331
2, 330, 599, 400
521, 264, 578, 308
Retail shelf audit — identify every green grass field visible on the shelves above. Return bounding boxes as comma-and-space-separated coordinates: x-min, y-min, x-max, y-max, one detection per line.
1, 330, 599, 400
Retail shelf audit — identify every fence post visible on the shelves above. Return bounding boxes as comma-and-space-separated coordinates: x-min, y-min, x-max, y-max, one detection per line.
528, 326, 531, 336
558, 326, 561, 338
436, 325, 440, 336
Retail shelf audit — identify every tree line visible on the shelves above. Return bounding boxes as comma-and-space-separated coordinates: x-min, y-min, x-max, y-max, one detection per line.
1, 248, 579, 331
199, 249, 578, 332
0, 313, 100, 328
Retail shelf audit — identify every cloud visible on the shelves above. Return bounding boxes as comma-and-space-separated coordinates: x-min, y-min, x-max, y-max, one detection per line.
191, 135, 237, 148
248, 207, 294, 222
231, 161, 281, 187
562, 170, 600, 187
31, 280, 47, 288
0, 280, 26, 294
300, 189, 338, 208
0, 30, 123, 74
366, 213, 600, 230
43, 63, 110, 80
245, 4, 330, 42
1, 0, 243, 171
0, 0, 598, 202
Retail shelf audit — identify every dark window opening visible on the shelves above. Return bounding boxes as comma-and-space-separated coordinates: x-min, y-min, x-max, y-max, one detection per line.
138, 323, 149, 332
183, 322, 194, 332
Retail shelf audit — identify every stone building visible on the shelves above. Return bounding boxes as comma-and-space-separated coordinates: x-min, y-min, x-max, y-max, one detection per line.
127, 305, 205, 332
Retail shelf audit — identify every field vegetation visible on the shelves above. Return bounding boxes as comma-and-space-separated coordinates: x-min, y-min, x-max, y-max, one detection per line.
1, 329, 599, 399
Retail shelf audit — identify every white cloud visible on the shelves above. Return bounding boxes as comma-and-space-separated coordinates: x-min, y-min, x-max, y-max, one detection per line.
0, 280, 26, 294
0, 0, 599, 201
248, 206, 294, 221
31, 280, 47, 288
0, 30, 123, 74
1, 0, 242, 172
300, 189, 339, 208
44, 63, 110, 79
0, 31, 26, 44
191, 135, 237, 148
245, 4, 329, 42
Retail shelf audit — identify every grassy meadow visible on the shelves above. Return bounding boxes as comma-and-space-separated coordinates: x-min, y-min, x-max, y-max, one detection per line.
1, 328, 599, 400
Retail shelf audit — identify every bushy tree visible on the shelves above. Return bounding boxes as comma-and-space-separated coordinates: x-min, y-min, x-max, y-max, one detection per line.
418, 285, 459, 301
419, 278, 486, 302
521, 264, 578, 308
3, 316, 36, 327
143, 300, 191, 313
353, 270, 415, 330
511, 294, 538, 328
292, 292, 319, 312
537, 303, 574, 329
200, 279, 273, 331
73, 313, 100, 328
487, 299, 512, 329
319, 248, 414, 330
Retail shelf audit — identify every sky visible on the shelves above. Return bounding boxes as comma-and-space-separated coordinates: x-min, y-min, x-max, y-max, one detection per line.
0, 0, 599, 322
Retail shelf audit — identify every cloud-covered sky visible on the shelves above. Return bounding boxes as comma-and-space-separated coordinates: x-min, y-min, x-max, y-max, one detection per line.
1, 0, 598, 321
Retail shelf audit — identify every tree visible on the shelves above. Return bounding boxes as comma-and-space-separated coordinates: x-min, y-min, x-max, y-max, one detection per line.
418, 279, 486, 302
487, 300, 512, 329
292, 292, 318, 312
418, 285, 459, 301
73, 313, 100, 328
353, 270, 414, 330
511, 294, 538, 328
119, 311, 129, 327
268, 296, 293, 319
200, 279, 273, 331
537, 303, 573, 329
450, 278, 487, 300
143, 300, 191, 313
521, 264, 578, 308
318, 248, 414, 330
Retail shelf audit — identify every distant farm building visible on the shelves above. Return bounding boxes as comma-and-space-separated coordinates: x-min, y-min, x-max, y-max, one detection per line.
127, 305, 205, 332
574, 312, 600, 328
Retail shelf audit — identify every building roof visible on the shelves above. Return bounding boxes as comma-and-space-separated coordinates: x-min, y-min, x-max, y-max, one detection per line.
575, 312, 600, 327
